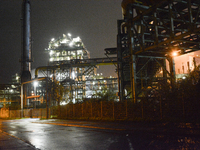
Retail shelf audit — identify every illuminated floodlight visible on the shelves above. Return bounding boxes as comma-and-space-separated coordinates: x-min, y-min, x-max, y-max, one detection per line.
68, 33, 71, 37
49, 50, 54, 56
33, 81, 38, 87
69, 42, 73, 47
73, 37, 80, 42
60, 101, 68, 105
182, 76, 186, 79
60, 39, 67, 43
71, 71, 76, 79
51, 38, 55, 41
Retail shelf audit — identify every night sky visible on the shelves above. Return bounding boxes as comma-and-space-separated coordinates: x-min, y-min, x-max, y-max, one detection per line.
0, 0, 122, 84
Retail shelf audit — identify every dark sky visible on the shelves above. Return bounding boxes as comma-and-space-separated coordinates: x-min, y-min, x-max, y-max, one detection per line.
0, 0, 122, 84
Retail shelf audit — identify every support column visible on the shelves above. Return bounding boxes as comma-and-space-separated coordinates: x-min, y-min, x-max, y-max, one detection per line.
131, 55, 137, 103
117, 20, 124, 101
169, 57, 176, 89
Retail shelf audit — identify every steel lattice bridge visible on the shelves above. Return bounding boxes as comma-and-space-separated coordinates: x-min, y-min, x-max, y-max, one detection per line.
105, 0, 200, 102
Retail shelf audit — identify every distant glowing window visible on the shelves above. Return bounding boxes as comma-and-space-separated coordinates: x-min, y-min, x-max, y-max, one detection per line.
62, 51, 66, 56
54, 43, 59, 47
77, 50, 82, 55
69, 42, 73, 47
49, 50, 54, 56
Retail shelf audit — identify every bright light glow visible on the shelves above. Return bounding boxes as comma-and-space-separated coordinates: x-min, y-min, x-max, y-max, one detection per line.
54, 43, 59, 47
60, 101, 68, 105
68, 33, 71, 37
72, 71, 76, 79
172, 51, 178, 57
34, 81, 38, 87
69, 42, 73, 47
50, 58, 53, 61
60, 39, 67, 43
77, 50, 82, 55
51, 38, 55, 41
49, 50, 54, 56
182, 76, 186, 79
73, 37, 80, 42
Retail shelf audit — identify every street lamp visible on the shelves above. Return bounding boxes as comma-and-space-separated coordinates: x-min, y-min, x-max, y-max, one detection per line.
33, 81, 38, 87
172, 51, 178, 57
21, 78, 45, 118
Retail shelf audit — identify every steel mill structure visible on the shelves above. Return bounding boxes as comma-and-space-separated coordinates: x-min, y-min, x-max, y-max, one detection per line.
114, 0, 200, 102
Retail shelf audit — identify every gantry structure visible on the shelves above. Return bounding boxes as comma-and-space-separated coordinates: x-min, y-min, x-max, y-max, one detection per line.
115, 0, 200, 102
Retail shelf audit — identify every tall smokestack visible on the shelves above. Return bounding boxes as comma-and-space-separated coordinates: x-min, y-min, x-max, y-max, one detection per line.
20, 0, 32, 109
21, 0, 31, 83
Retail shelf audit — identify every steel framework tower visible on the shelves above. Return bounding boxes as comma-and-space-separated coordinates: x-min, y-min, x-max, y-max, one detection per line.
117, 0, 200, 102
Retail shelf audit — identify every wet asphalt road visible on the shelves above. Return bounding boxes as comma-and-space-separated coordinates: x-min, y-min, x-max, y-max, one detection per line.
0, 119, 200, 150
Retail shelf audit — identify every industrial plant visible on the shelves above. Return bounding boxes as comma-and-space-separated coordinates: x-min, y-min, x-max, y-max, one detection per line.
1, 0, 200, 122
0, 32, 118, 108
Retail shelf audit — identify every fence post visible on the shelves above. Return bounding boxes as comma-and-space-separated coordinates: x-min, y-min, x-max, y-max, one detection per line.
142, 98, 144, 119
125, 100, 127, 118
91, 103, 92, 118
113, 101, 115, 120
101, 101, 103, 118
160, 96, 162, 119
66, 105, 68, 118
82, 103, 83, 117
73, 104, 74, 118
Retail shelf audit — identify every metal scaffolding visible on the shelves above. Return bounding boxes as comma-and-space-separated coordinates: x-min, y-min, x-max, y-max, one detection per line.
117, 0, 200, 102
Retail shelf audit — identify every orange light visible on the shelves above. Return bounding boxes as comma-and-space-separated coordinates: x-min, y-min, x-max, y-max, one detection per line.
172, 52, 178, 57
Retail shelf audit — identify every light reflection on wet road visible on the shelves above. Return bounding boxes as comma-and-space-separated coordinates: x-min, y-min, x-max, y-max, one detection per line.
0, 119, 200, 150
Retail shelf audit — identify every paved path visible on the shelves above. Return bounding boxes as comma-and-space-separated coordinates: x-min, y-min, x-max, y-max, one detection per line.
0, 130, 37, 150
0, 119, 200, 150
